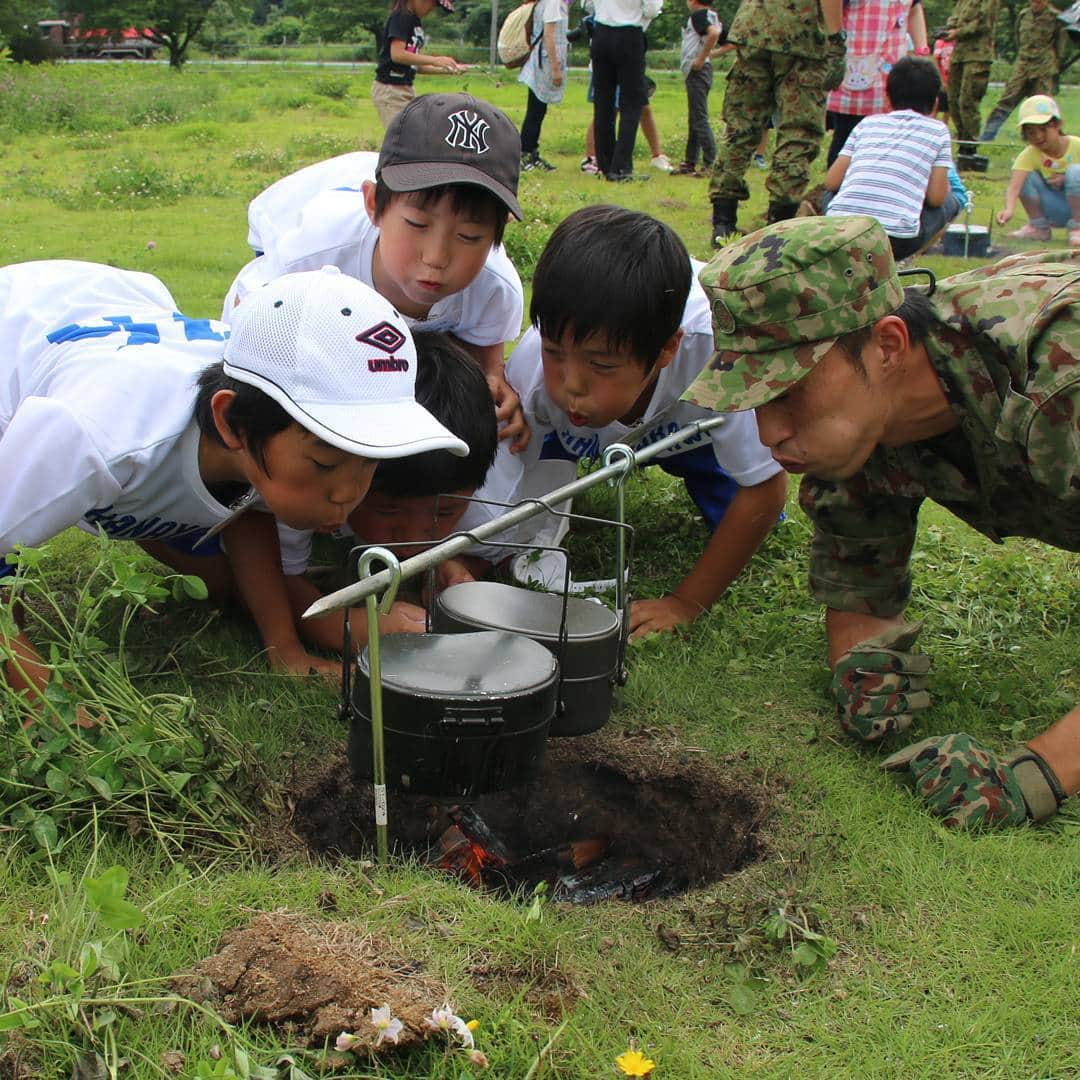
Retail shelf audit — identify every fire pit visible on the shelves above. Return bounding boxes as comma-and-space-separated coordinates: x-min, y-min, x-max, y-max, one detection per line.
293, 733, 768, 904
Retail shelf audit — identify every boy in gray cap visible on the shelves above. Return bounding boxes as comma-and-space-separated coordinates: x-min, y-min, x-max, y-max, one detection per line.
683, 215, 1078, 830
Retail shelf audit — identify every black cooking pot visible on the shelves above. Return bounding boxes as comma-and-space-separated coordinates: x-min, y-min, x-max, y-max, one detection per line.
432, 581, 621, 737
348, 630, 558, 796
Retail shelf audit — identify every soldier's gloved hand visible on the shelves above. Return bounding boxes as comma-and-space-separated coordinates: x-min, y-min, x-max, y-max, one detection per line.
830, 621, 930, 742
882, 733, 1067, 829
824, 37, 847, 92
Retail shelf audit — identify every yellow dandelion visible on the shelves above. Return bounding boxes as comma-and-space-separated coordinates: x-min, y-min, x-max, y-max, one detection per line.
615, 1048, 656, 1076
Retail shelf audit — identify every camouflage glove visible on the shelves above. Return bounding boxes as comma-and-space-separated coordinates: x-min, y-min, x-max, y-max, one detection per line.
824, 38, 847, 93
831, 621, 930, 743
882, 734, 1067, 829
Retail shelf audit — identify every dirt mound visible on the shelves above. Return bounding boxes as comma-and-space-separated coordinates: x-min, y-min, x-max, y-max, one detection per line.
172, 910, 450, 1052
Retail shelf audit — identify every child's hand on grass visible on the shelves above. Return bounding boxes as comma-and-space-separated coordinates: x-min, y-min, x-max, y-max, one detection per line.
628, 594, 704, 640
379, 600, 427, 635
268, 644, 339, 678
996, 208, 1012, 225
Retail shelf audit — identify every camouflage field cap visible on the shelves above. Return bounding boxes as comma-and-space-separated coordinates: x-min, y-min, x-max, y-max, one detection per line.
682, 216, 905, 413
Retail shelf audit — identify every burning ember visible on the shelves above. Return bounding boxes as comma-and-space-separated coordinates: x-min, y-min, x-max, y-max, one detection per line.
428, 805, 681, 904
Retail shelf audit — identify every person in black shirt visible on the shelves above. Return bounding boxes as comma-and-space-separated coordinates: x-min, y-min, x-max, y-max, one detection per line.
372, 0, 469, 128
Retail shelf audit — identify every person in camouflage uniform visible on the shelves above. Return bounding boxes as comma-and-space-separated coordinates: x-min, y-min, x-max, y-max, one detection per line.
945, 0, 1000, 153
707, 0, 846, 244
980, 0, 1071, 142
682, 215, 1077, 829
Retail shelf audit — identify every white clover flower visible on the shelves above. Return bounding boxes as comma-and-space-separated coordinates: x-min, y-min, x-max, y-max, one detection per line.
424, 1005, 474, 1049
371, 1004, 404, 1046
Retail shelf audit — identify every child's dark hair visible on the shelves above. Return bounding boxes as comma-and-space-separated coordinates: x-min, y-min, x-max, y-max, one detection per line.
886, 57, 941, 115
530, 205, 692, 369
194, 364, 292, 472
372, 331, 497, 497
372, 180, 508, 246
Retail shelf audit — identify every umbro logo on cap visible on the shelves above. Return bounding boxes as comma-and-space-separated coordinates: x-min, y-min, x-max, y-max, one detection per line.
357, 321, 407, 353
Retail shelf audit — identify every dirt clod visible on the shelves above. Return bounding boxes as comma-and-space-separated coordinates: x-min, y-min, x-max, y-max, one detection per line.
172, 911, 451, 1052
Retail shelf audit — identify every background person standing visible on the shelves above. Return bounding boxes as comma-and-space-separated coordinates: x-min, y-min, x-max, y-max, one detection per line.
707, 0, 846, 242
519, 0, 571, 171
587, 0, 663, 180
980, 0, 1070, 142
944, 0, 999, 157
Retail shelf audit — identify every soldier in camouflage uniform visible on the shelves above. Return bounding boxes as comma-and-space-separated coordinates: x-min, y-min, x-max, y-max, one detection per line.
980, 0, 1071, 142
945, 0, 1000, 154
682, 215, 1077, 829
707, 0, 846, 244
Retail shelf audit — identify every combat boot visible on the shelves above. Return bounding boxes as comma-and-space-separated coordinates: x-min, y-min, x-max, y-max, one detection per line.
979, 110, 1008, 143
766, 199, 799, 225
711, 198, 738, 246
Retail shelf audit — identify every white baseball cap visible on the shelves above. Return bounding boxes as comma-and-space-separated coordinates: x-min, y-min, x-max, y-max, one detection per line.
223, 266, 468, 459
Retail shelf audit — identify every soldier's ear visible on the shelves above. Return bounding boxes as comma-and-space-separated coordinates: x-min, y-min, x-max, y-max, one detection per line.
873, 315, 910, 374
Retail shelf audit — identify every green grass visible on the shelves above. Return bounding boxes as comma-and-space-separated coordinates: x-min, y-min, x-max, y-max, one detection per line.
1, 64, 1078, 1079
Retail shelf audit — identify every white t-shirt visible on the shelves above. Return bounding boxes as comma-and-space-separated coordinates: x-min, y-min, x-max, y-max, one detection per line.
457, 263, 782, 559
826, 111, 954, 239
223, 153, 524, 349
246, 151, 379, 254
0, 262, 239, 560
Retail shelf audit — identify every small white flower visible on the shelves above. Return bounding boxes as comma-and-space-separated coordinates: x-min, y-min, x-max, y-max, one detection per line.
424, 1005, 474, 1049
335, 1031, 360, 1052
371, 1004, 404, 1046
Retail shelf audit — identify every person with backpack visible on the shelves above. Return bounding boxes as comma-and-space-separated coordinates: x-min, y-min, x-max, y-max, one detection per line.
518, 0, 571, 170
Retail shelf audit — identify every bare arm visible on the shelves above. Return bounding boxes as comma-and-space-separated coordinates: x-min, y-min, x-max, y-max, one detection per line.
389, 39, 466, 73
825, 154, 850, 193
820, 0, 843, 34
996, 169, 1031, 224
907, 2, 928, 51
629, 471, 788, 639
924, 164, 949, 207
824, 607, 906, 667
544, 21, 562, 85
223, 513, 337, 676
692, 24, 721, 69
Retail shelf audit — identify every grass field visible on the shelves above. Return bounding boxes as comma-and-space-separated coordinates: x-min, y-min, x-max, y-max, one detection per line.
1, 63, 1078, 1080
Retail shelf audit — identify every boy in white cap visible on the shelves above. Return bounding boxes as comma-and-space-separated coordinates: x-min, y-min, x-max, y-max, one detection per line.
223, 92, 527, 446
0, 260, 464, 700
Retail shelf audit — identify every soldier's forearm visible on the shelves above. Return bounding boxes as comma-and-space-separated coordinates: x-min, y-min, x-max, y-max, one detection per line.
1027, 705, 1080, 797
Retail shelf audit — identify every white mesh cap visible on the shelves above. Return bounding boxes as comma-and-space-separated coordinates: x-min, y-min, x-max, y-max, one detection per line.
223, 266, 468, 459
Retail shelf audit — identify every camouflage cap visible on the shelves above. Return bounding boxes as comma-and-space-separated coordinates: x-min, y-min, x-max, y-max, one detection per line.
682, 216, 905, 413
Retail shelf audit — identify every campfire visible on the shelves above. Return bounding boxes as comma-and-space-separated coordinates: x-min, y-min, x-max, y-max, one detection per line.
428, 803, 683, 905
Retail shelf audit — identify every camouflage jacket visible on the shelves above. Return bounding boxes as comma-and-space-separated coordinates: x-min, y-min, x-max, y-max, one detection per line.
801, 250, 1080, 617
727, 0, 827, 59
1015, 6, 1069, 74
947, 0, 999, 62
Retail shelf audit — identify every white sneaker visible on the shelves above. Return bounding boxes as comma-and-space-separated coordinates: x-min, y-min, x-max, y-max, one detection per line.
651, 154, 674, 173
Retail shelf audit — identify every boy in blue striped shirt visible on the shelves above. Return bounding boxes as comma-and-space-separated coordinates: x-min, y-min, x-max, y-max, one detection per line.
823, 57, 962, 260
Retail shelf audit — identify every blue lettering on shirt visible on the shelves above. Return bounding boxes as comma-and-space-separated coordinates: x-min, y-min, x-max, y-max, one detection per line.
83, 506, 207, 543
171, 313, 228, 342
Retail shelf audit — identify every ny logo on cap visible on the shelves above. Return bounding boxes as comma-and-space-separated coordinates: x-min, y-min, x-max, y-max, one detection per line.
357, 321, 407, 353
445, 109, 490, 155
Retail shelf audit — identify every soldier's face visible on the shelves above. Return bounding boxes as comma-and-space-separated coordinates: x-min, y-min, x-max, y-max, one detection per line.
1030, 0, 1047, 12
754, 346, 889, 479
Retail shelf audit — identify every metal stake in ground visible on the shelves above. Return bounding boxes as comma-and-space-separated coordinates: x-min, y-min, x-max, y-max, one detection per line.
356, 546, 402, 865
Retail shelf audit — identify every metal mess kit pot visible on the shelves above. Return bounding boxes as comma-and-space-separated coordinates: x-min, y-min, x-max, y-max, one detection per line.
433, 581, 622, 737
348, 631, 558, 796
318, 425, 724, 861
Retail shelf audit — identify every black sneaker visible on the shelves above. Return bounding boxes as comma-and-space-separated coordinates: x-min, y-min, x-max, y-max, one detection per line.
533, 154, 557, 172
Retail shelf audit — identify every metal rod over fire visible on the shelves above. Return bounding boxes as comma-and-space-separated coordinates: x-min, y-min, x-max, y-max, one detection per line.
303, 416, 726, 620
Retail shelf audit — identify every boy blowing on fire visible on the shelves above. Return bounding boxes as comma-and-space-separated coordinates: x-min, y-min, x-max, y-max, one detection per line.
456, 205, 788, 639
0, 262, 466, 702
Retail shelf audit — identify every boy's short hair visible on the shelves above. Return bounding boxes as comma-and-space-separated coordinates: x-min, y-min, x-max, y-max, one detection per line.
886, 56, 941, 115
371, 181, 509, 247
372, 331, 497, 497
195, 364, 292, 473
530, 205, 692, 370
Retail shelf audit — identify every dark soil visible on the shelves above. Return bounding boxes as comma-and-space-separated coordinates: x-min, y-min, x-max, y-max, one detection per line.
172, 911, 450, 1052
290, 728, 771, 901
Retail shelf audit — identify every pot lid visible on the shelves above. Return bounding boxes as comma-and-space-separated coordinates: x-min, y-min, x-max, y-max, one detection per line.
359, 631, 557, 696
438, 581, 618, 641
